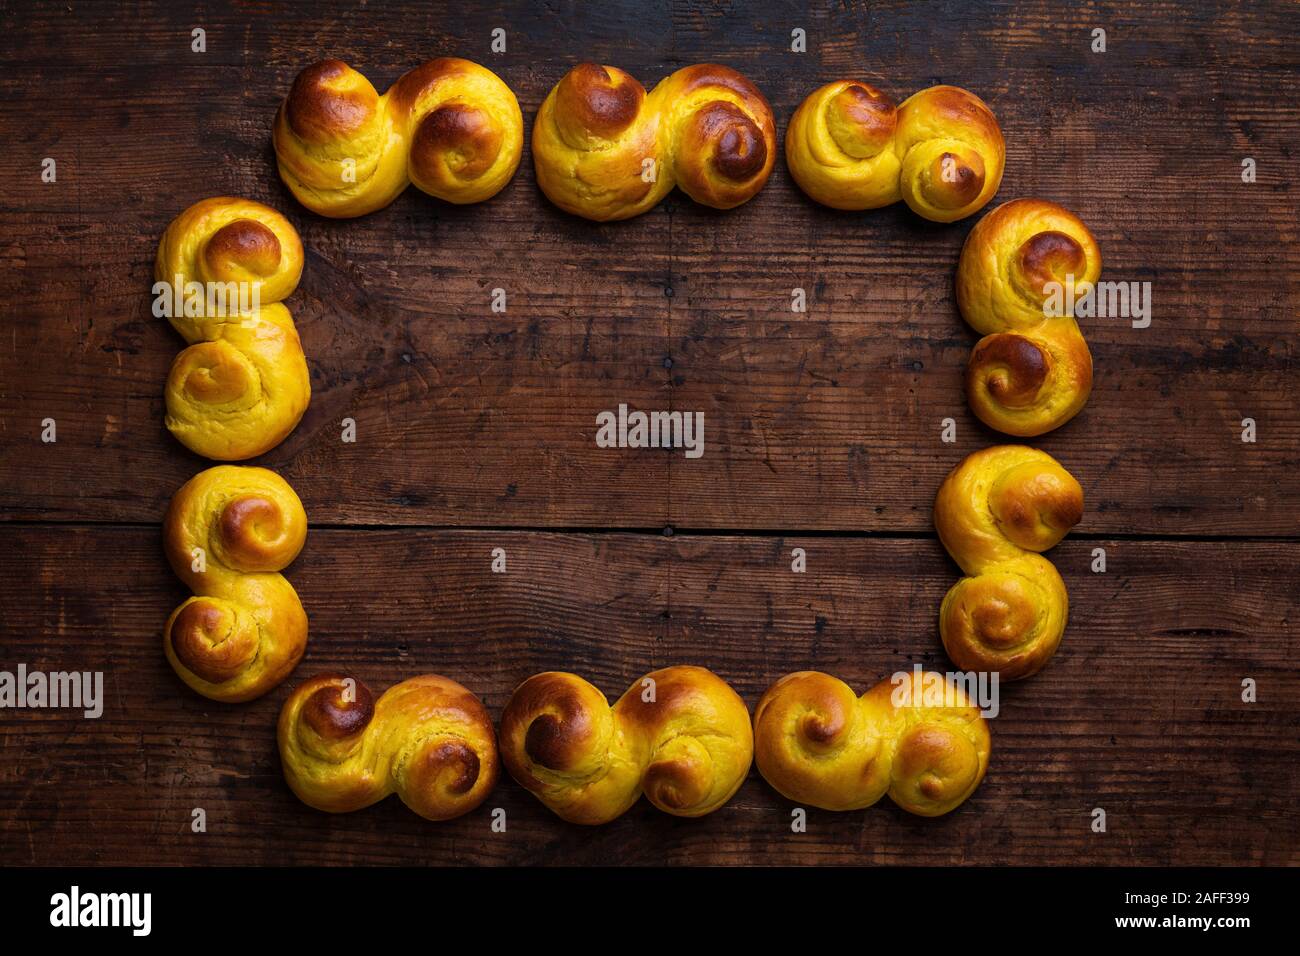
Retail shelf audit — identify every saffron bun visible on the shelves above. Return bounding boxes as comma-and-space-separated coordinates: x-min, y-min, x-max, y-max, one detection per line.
754, 669, 991, 816
956, 198, 1101, 436
274, 57, 523, 218
498, 666, 753, 824
935, 445, 1083, 680
155, 197, 309, 460
532, 63, 776, 221
785, 80, 1004, 222
163, 466, 308, 701
279, 672, 499, 821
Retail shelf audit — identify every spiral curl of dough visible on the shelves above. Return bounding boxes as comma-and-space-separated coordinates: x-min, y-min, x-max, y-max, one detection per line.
956, 199, 1102, 436
163, 466, 308, 701
155, 197, 309, 460
935, 445, 1084, 680
785, 80, 1004, 222
498, 665, 754, 824
273, 57, 524, 218
278, 672, 499, 821
754, 669, 991, 816
531, 63, 776, 221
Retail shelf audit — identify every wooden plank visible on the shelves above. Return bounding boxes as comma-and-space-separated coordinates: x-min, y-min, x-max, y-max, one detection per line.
1, 0, 1297, 873
1, 526, 1294, 865
1, 0, 1298, 533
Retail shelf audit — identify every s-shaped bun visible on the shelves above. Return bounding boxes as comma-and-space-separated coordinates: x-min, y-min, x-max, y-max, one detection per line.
754, 669, 991, 816
957, 198, 1101, 435
935, 445, 1083, 679
279, 672, 499, 821
274, 57, 523, 217
786, 80, 1004, 222
163, 465, 308, 701
499, 665, 753, 824
155, 197, 309, 460
532, 63, 776, 221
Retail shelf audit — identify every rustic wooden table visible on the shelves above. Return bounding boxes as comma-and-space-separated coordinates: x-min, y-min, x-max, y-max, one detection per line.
1, 0, 1296, 866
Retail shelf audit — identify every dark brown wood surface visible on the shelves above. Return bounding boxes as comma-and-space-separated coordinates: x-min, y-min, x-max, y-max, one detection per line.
0, 0, 1297, 866
4, 526, 1296, 865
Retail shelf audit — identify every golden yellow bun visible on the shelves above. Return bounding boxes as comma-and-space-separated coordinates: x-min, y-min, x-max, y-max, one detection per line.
785, 80, 902, 211
786, 81, 1004, 222
273, 58, 523, 217
155, 197, 309, 460
499, 666, 753, 824
754, 669, 991, 816
935, 445, 1083, 679
163, 466, 308, 701
956, 199, 1101, 435
532, 63, 776, 221
278, 672, 499, 821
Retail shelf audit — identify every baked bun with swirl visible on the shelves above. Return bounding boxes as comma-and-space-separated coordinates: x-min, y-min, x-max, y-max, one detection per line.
957, 199, 1101, 435
273, 57, 523, 218
163, 466, 308, 701
754, 669, 991, 816
499, 665, 753, 824
156, 197, 309, 460
279, 672, 499, 821
532, 63, 776, 221
786, 80, 1004, 222
935, 445, 1083, 680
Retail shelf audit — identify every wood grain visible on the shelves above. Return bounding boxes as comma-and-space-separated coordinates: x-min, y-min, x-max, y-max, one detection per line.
0, 0, 1296, 532
0, 0, 1296, 867
0, 526, 1295, 866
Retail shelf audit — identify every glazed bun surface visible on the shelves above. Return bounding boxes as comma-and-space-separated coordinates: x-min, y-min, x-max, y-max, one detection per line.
274, 57, 523, 217
163, 465, 309, 701
499, 665, 753, 824
935, 445, 1084, 680
754, 669, 991, 816
279, 672, 499, 821
532, 63, 776, 221
155, 197, 309, 460
786, 80, 1004, 222
957, 198, 1101, 435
